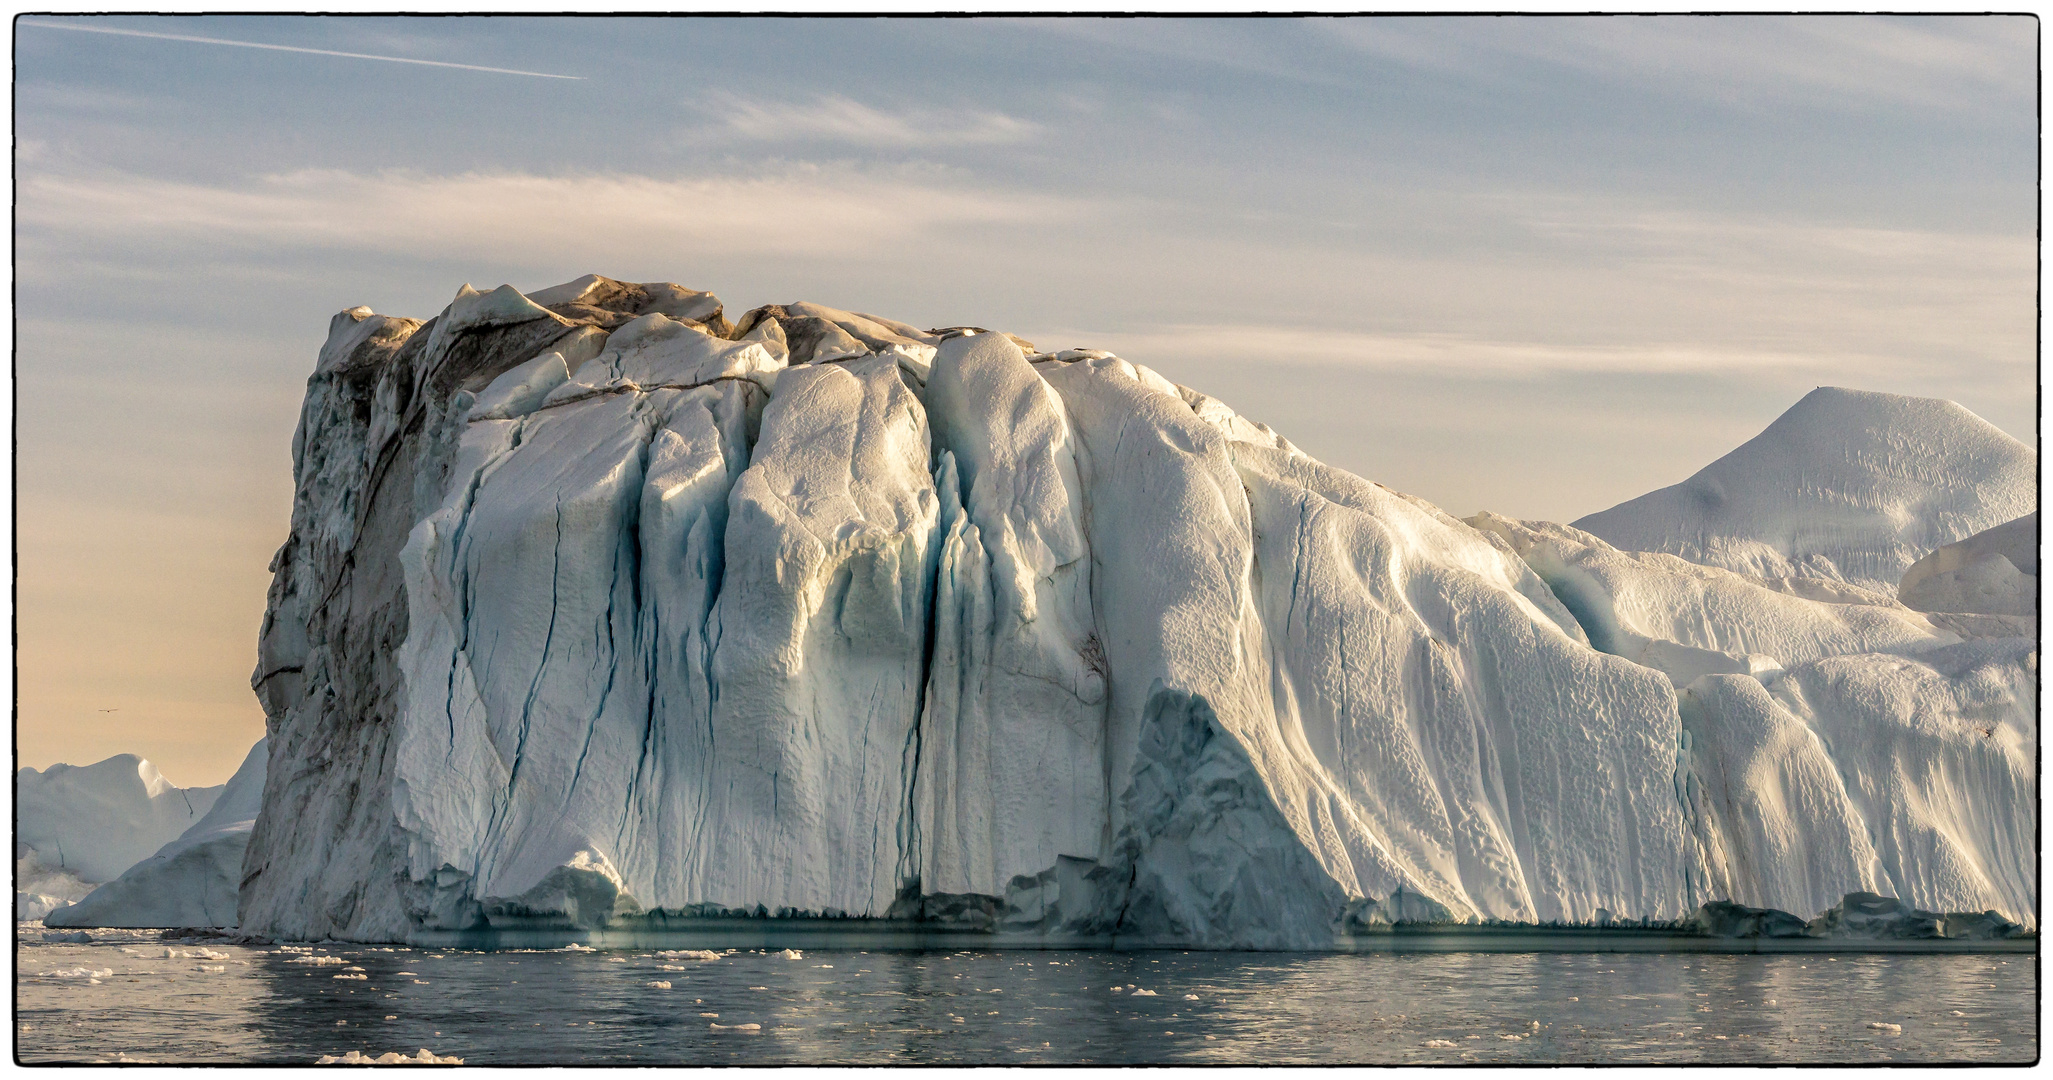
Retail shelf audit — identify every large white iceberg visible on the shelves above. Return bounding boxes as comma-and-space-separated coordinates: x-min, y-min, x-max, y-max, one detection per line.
44, 739, 268, 928
16, 754, 224, 920
233, 277, 2035, 947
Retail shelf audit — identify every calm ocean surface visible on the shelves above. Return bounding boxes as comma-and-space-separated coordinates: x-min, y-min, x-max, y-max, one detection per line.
15, 926, 2035, 1064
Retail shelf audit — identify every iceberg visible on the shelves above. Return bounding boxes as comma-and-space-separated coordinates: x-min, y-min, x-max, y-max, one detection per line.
45, 739, 268, 928
234, 277, 2035, 947
16, 753, 224, 920
1573, 387, 2036, 594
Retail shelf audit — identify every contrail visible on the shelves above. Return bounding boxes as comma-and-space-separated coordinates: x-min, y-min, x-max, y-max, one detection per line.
21, 20, 585, 80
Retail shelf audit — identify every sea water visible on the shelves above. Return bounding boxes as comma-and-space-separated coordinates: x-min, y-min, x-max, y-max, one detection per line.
14, 926, 2035, 1064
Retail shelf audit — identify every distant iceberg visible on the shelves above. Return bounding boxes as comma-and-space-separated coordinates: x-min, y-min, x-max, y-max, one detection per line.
227, 276, 2034, 948
45, 739, 267, 929
1573, 386, 2035, 594
16, 753, 224, 921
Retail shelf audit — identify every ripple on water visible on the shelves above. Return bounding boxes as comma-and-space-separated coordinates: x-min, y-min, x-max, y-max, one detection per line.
11, 929, 2038, 1064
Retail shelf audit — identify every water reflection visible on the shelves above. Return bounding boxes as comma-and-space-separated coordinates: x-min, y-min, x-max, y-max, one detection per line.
15, 930, 2036, 1064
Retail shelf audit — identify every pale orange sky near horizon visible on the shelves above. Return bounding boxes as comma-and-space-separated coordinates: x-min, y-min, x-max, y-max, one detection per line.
14, 15, 2037, 786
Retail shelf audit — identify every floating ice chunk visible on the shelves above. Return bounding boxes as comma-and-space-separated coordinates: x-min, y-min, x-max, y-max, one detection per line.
40, 967, 113, 979
1183, 994, 1199, 1000
334, 973, 368, 980
646, 981, 672, 989
657, 950, 723, 961
290, 955, 348, 965
780, 949, 803, 960
710, 1023, 762, 1032
560, 943, 597, 952
1423, 1040, 1457, 1049
200, 965, 226, 973
1131, 989, 1157, 996
41, 930, 91, 943
314, 1049, 464, 1065
1868, 1023, 1902, 1032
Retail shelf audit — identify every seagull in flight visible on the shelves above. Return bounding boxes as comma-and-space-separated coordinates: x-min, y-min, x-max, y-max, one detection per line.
96, 708, 118, 713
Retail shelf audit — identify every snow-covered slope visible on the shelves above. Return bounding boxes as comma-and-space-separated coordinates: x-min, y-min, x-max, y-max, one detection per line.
16, 755, 225, 920
237, 278, 2036, 946
1898, 512, 2037, 617
1573, 387, 2036, 594
45, 740, 267, 929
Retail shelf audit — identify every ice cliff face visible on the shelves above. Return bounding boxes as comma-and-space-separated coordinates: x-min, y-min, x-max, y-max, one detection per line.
1574, 387, 2036, 594
239, 277, 2036, 946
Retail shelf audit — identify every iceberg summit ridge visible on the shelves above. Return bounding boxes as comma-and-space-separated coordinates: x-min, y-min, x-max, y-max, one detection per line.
234, 275, 2035, 949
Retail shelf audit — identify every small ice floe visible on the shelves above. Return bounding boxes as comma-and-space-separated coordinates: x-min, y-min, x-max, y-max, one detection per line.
290, 955, 348, 966
394, 972, 416, 976
40, 967, 113, 981
1183, 994, 1199, 1001
699, 1013, 719, 1018
385, 1016, 397, 1021
199, 965, 227, 973
192, 948, 231, 960
1765, 999, 1777, 1007
334, 974, 368, 980
1868, 1023, 1902, 1033
710, 1023, 761, 1031
646, 981, 672, 989
749, 986, 767, 991
605, 957, 627, 963
561, 944, 596, 952
344, 966, 366, 972
815, 964, 833, 969
1423, 1040, 1457, 1048
657, 950, 722, 961
42, 930, 91, 943
1498, 1034, 1524, 1041
1131, 989, 1157, 997
780, 949, 803, 960
1952, 1011, 1967, 1017
314, 1049, 465, 1065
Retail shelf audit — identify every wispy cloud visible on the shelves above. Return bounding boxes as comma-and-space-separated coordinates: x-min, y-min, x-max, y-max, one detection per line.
1048, 324, 1863, 378
706, 93, 1042, 148
16, 162, 1085, 268
20, 19, 584, 80
1319, 16, 2033, 115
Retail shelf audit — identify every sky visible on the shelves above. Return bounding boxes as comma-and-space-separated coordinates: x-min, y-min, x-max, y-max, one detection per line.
13, 14, 2038, 784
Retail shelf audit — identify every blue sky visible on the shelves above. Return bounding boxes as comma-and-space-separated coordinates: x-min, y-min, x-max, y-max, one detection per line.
14, 15, 2037, 782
